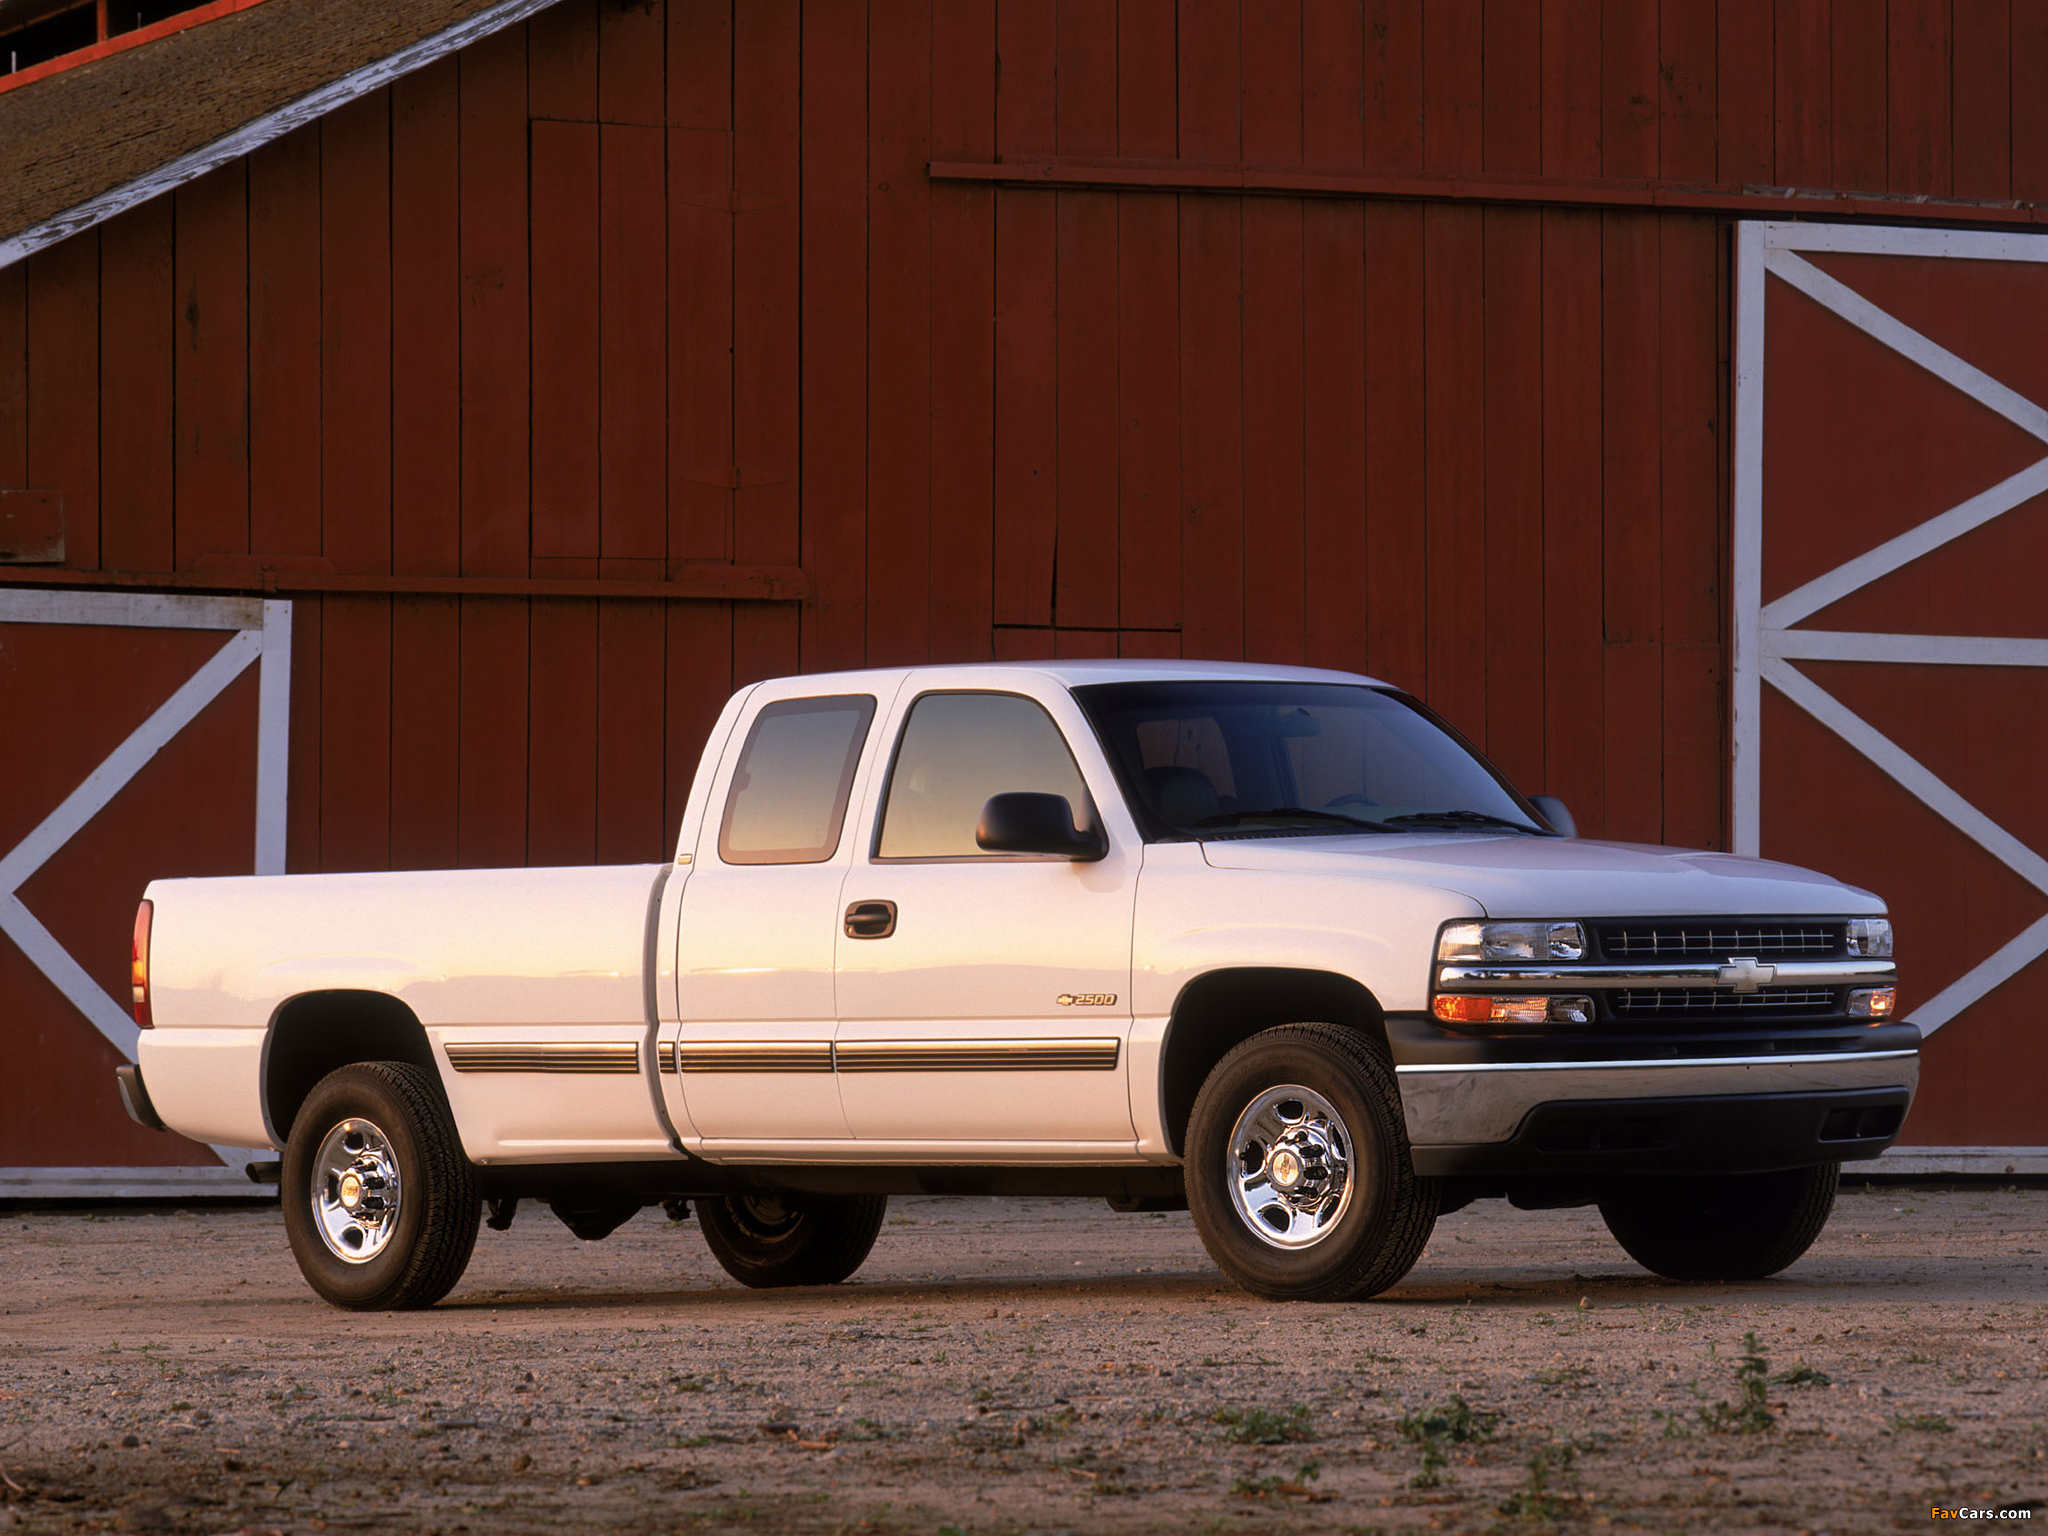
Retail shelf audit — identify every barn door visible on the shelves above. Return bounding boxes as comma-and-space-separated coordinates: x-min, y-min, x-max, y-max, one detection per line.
0, 589, 290, 1195
1733, 221, 2048, 1172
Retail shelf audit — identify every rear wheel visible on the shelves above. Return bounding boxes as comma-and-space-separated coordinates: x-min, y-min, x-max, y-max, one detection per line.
280, 1062, 479, 1310
1185, 1024, 1438, 1301
698, 1190, 887, 1288
1599, 1163, 1839, 1281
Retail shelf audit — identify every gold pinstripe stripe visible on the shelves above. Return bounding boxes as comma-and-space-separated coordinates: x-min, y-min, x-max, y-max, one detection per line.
664, 1040, 833, 1074
656, 1038, 1122, 1073
444, 1042, 641, 1075
833, 1039, 1119, 1073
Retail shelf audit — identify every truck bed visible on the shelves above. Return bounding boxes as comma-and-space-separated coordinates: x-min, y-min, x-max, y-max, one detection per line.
140, 863, 673, 1159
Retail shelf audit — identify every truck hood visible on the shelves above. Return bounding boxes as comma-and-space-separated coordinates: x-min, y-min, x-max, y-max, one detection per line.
1199, 833, 1883, 917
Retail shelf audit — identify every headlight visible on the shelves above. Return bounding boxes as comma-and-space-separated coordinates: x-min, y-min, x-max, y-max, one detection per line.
1846, 917, 1893, 958
1438, 920, 1586, 964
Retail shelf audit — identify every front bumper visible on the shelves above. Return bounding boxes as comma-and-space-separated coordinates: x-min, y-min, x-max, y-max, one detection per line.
1397, 1048, 1919, 1177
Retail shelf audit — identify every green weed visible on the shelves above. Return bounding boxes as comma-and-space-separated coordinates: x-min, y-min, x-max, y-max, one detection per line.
1770, 1364, 1832, 1388
1229, 1460, 1322, 1500
1395, 1395, 1501, 1487
1497, 1440, 1579, 1522
1697, 1332, 1776, 1434
1650, 1404, 1693, 1439
1891, 1413, 1955, 1433
1028, 1407, 1078, 1436
1212, 1403, 1315, 1445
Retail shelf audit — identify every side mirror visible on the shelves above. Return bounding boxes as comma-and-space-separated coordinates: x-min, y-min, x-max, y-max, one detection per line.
975, 792, 1107, 861
1529, 794, 1577, 838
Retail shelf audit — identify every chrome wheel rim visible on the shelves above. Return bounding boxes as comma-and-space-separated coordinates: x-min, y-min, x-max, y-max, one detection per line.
1225, 1084, 1354, 1250
311, 1117, 402, 1265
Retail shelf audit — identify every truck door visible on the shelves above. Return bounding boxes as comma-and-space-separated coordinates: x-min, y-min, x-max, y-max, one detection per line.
833, 685, 1140, 1151
668, 687, 890, 1153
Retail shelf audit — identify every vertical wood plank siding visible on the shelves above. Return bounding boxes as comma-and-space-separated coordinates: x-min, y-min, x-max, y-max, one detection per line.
8, 0, 2039, 878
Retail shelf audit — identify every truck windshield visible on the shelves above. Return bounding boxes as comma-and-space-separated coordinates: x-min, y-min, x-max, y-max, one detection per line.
1072, 680, 1547, 841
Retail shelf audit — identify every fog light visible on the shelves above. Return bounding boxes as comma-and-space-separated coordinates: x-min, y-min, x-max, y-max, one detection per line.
1847, 986, 1896, 1019
1432, 994, 1595, 1026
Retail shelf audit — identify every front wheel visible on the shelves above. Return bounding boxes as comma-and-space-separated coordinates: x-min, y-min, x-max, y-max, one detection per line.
280, 1062, 479, 1310
1185, 1024, 1438, 1301
1599, 1163, 1839, 1281
698, 1190, 887, 1288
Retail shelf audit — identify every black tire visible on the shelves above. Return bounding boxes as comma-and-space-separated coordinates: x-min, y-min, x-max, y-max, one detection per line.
280, 1062, 479, 1310
1599, 1163, 1840, 1281
698, 1190, 887, 1288
1184, 1024, 1439, 1302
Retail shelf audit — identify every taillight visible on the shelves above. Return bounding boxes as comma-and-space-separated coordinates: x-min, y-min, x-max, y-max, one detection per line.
131, 899, 153, 1029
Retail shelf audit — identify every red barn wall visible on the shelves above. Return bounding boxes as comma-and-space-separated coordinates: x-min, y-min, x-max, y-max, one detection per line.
1, 0, 2039, 1164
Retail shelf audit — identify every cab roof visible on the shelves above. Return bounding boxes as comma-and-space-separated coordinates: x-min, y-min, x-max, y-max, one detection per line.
784, 658, 1399, 692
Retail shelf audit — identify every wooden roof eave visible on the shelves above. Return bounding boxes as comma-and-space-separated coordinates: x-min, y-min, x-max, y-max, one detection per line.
0, 0, 562, 273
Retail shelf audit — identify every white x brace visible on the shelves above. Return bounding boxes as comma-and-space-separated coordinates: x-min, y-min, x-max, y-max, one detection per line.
0, 588, 291, 1171
1734, 221, 2048, 1037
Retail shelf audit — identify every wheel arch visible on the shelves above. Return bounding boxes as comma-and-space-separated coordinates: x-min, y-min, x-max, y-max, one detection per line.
263, 990, 439, 1146
1156, 967, 1389, 1158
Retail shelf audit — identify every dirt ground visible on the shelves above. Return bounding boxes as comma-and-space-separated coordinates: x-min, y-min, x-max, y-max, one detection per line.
0, 1184, 2042, 1536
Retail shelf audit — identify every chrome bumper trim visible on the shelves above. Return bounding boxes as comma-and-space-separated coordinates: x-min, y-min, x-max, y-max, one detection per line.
1436, 959, 1897, 990
1395, 1049, 1919, 1146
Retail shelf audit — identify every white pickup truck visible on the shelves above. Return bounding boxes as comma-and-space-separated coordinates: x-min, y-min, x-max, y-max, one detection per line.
119, 661, 1917, 1310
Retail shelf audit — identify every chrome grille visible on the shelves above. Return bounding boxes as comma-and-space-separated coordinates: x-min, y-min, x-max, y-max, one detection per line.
1596, 922, 1841, 961
1611, 986, 1839, 1017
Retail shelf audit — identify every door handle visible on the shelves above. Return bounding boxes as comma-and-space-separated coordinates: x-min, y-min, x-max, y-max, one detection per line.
844, 900, 897, 939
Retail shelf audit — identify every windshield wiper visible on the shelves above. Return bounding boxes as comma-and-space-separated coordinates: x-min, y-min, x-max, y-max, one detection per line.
1192, 807, 1395, 832
1381, 809, 1536, 832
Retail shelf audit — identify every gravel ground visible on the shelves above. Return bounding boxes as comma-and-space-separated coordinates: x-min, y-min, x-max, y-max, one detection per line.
1, 1184, 2043, 1535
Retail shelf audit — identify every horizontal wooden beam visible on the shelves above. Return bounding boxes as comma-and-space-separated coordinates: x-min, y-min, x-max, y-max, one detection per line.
928, 158, 2048, 227
0, 563, 809, 602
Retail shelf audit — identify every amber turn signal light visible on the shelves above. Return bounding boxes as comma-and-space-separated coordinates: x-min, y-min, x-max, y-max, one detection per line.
1432, 993, 1593, 1026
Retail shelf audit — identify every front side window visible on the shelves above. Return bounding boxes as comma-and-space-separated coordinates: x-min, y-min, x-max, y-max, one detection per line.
1075, 681, 1544, 840
877, 692, 1090, 859
718, 695, 876, 865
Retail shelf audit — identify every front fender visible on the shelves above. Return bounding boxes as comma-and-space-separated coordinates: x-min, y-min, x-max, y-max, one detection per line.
1131, 850, 1481, 1019
1123, 848, 1480, 1157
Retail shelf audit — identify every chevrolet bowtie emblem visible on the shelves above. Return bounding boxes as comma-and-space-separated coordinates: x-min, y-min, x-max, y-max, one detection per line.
1716, 956, 1777, 994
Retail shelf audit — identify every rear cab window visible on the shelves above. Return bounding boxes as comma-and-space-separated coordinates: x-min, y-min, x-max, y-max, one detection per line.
718, 695, 877, 865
